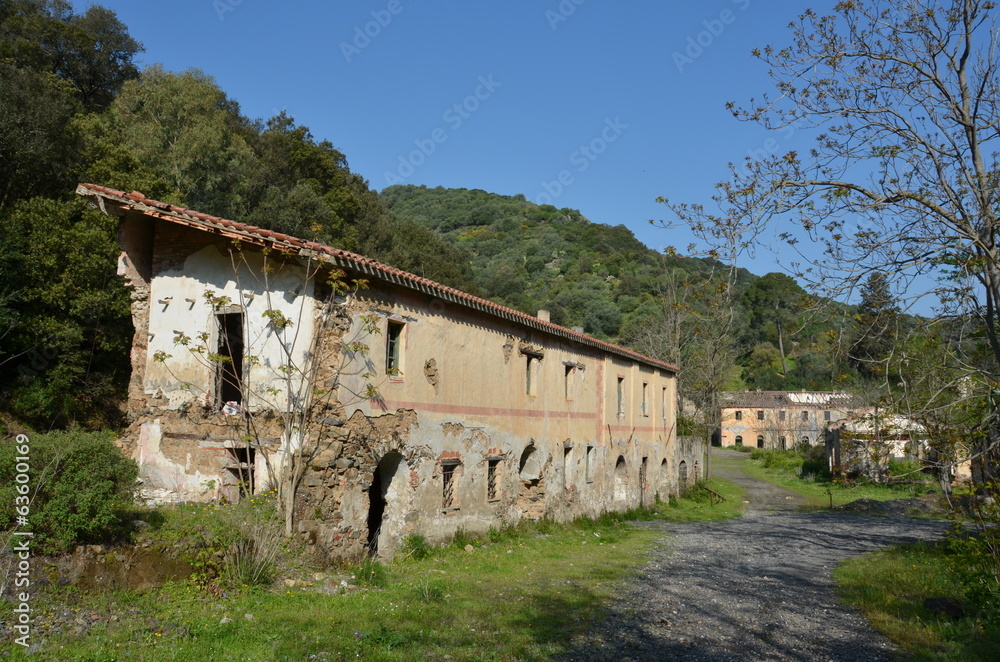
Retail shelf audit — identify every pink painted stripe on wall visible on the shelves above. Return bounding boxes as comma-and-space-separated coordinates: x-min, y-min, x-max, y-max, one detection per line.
379, 400, 599, 420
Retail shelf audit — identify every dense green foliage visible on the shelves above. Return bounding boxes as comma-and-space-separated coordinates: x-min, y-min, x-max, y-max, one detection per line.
381, 184, 742, 339
0, 429, 138, 553
0, 1, 472, 428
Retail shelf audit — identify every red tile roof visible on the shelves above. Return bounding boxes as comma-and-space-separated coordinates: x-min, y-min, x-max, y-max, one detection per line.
77, 183, 678, 373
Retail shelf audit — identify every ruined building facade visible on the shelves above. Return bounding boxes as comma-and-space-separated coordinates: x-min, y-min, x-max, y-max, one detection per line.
78, 184, 694, 560
718, 391, 863, 450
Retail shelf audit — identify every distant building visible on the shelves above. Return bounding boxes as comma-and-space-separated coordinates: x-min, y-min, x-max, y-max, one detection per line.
718, 391, 863, 449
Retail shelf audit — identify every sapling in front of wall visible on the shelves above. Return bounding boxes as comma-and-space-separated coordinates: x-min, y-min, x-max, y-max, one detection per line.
153, 243, 384, 537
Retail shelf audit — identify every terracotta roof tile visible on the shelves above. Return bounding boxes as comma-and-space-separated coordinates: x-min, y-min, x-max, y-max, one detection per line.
77, 183, 677, 373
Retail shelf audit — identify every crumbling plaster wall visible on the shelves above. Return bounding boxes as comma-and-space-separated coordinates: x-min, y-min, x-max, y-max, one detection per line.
114, 216, 680, 560
119, 218, 316, 501
292, 282, 679, 560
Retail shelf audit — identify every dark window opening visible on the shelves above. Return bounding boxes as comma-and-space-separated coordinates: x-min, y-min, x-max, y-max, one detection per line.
824, 410, 831, 421
617, 377, 625, 417
226, 445, 254, 499
217, 312, 244, 406
585, 445, 594, 482
735, 436, 743, 446
564, 364, 574, 400
757, 435, 765, 449
563, 446, 573, 489
779, 410, 786, 421
442, 462, 458, 509
678, 460, 688, 485
735, 410, 743, 421
779, 436, 787, 450
487, 459, 500, 501
386, 321, 403, 375
801, 410, 809, 421
641, 382, 649, 416
757, 410, 764, 420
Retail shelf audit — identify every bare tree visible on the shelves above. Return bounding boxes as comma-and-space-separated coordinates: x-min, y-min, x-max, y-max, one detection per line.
154, 246, 381, 537
661, 0, 1000, 484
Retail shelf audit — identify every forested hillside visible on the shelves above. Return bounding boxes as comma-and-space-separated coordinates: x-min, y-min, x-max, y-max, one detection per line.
382, 184, 866, 394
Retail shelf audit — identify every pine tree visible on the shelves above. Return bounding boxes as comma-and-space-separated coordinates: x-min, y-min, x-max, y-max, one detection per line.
849, 272, 900, 381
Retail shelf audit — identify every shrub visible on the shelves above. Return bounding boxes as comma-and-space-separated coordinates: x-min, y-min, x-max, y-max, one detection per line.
402, 534, 431, 560
223, 523, 280, 587
354, 558, 388, 587
0, 429, 138, 553
799, 444, 830, 480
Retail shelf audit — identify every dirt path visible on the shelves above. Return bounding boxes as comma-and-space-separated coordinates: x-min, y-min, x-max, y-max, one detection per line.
561, 449, 949, 662
710, 449, 808, 512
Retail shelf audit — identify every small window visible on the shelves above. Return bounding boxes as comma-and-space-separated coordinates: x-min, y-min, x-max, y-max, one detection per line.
735, 436, 743, 446
386, 321, 404, 376
641, 382, 649, 417
442, 462, 459, 509
617, 377, 625, 417
779, 410, 786, 421
564, 364, 575, 400
824, 410, 831, 421
563, 446, 573, 488
661, 387, 668, 422
525, 356, 540, 396
678, 460, 688, 485
757, 410, 764, 420
585, 445, 595, 482
735, 410, 743, 421
801, 410, 809, 421
757, 435, 764, 449
216, 312, 244, 407
779, 436, 787, 450
486, 459, 500, 501
801, 435, 810, 445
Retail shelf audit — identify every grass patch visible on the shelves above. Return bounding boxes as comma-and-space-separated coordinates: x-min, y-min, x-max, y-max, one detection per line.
835, 540, 1000, 661
743, 448, 938, 508
0, 482, 743, 660
659, 477, 745, 522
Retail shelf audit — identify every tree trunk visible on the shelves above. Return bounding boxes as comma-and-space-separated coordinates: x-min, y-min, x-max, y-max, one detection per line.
776, 325, 788, 376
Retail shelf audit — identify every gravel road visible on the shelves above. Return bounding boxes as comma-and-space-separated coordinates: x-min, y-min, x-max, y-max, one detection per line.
561, 450, 950, 662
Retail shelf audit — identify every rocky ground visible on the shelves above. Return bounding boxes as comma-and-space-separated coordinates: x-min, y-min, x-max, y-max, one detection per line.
561, 449, 951, 662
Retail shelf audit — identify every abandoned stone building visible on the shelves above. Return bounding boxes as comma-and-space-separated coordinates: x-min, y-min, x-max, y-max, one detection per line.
718, 391, 864, 450
77, 183, 699, 560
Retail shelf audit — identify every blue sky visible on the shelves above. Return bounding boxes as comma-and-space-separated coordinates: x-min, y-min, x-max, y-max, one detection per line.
91, 0, 835, 280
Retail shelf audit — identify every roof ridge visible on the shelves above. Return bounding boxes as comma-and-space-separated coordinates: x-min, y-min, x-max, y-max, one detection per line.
77, 183, 677, 373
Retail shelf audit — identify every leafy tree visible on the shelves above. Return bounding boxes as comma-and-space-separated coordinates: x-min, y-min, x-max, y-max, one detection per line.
0, 429, 138, 553
0, 0, 141, 112
0, 198, 131, 427
741, 272, 807, 376
102, 66, 258, 219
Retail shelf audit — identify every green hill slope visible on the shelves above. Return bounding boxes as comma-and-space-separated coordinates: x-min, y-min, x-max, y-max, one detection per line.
381, 184, 749, 339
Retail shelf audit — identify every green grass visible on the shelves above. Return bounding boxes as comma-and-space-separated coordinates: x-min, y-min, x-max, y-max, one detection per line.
661, 477, 745, 521
0, 481, 743, 661
835, 541, 1000, 661
742, 448, 938, 508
